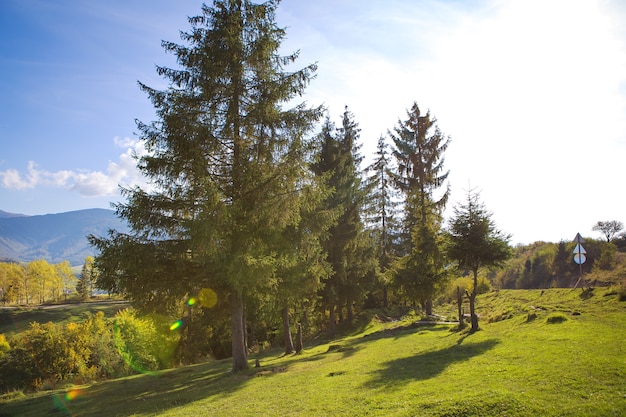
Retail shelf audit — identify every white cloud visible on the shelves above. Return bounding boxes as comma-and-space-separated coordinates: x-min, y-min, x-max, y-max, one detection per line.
0, 137, 148, 197
1, 167, 34, 190
295, 0, 626, 243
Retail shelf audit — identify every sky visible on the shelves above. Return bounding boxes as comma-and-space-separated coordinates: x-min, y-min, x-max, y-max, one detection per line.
1, 0, 625, 245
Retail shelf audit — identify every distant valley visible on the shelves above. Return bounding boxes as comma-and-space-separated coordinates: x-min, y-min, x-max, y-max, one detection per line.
0, 208, 128, 266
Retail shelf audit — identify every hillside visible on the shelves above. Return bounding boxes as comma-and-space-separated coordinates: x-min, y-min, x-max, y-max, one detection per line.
1, 288, 624, 416
0, 208, 128, 266
0, 210, 28, 219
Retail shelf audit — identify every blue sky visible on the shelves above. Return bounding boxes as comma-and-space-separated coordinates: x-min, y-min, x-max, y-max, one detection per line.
1, 0, 625, 245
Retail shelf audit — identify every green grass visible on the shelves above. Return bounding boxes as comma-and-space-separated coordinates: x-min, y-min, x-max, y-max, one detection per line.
1, 288, 625, 416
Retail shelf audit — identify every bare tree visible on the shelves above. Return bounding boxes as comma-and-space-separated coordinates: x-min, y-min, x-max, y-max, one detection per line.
592, 220, 624, 243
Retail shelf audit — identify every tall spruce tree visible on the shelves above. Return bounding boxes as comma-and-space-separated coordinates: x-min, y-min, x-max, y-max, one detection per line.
390, 102, 450, 313
364, 135, 400, 307
312, 108, 374, 336
90, 0, 322, 371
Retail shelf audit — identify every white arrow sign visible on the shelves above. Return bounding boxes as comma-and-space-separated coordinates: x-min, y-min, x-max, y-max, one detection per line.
573, 232, 587, 288
573, 233, 586, 265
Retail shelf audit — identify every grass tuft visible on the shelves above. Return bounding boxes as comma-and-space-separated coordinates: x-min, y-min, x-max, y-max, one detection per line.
545, 312, 568, 324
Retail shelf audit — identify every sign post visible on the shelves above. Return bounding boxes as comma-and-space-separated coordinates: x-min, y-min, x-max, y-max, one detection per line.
573, 233, 587, 288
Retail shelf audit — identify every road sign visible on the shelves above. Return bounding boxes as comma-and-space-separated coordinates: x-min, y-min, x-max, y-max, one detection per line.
573, 232, 588, 289
573, 243, 586, 255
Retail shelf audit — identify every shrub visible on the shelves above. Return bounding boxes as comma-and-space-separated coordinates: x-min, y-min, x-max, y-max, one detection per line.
0, 334, 9, 359
82, 311, 125, 378
0, 334, 41, 390
546, 313, 568, 324
0, 311, 128, 391
113, 308, 179, 373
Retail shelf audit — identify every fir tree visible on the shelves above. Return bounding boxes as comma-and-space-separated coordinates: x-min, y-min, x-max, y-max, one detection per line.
389, 102, 450, 313
90, 0, 322, 371
364, 135, 400, 307
447, 188, 512, 331
312, 108, 374, 336
78, 256, 97, 301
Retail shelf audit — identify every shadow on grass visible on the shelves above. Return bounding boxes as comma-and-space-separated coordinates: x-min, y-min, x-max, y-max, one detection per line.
365, 338, 500, 388
363, 322, 453, 342
1, 360, 253, 417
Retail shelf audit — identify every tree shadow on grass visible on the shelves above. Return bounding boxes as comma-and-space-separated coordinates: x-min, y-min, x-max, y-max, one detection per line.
365, 338, 500, 388
2, 360, 254, 417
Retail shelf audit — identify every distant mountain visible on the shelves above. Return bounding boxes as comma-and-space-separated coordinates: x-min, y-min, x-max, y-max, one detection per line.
0, 208, 129, 266
0, 210, 29, 218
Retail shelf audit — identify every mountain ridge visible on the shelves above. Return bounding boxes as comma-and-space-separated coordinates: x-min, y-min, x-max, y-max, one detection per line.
0, 209, 30, 218
0, 208, 128, 265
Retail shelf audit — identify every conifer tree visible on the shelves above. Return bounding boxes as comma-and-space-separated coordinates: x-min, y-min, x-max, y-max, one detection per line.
447, 188, 512, 331
390, 102, 450, 313
313, 108, 374, 336
90, 0, 322, 371
78, 256, 97, 301
364, 135, 400, 307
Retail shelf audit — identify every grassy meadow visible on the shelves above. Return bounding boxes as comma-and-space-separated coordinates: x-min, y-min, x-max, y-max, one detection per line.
1, 288, 625, 416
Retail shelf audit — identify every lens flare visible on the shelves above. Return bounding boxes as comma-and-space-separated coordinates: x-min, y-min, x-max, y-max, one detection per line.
187, 297, 197, 306
65, 389, 81, 401
198, 288, 218, 308
169, 320, 183, 331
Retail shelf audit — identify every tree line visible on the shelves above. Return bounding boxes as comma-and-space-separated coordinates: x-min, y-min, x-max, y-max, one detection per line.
88, 0, 511, 373
0, 257, 99, 305
493, 233, 626, 290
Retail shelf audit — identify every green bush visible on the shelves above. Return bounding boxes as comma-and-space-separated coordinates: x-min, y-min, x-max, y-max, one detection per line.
546, 313, 568, 324
82, 311, 125, 378
0, 334, 9, 359
0, 333, 41, 390
113, 308, 179, 373
0, 312, 129, 391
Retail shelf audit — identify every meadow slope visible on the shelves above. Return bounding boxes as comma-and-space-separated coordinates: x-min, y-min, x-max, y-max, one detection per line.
1, 288, 625, 417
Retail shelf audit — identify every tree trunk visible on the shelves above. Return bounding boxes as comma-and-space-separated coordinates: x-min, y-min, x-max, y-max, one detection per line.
295, 323, 303, 353
328, 304, 336, 338
469, 268, 479, 331
243, 305, 248, 351
231, 289, 248, 372
457, 286, 465, 329
185, 303, 192, 363
425, 297, 433, 316
282, 304, 294, 354
346, 295, 354, 324
383, 285, 388, 308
